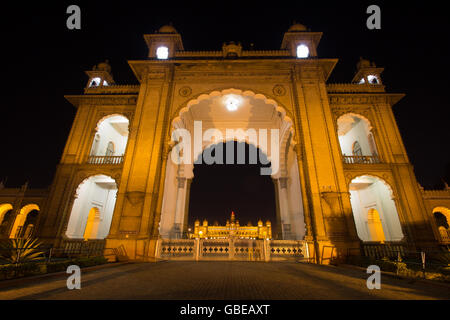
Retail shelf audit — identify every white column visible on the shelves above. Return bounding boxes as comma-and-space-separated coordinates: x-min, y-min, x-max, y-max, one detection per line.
172, 177, 187, 238
277, 177, 291, 239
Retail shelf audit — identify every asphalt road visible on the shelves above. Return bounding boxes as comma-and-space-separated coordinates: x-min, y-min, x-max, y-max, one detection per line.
0, 261, 449, 300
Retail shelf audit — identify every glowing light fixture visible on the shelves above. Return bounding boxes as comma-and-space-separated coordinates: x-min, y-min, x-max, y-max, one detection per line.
156, 46, 169, 59
90, 77, 101, 87
224, 95, 241, 111
367, 75, 379, 84
296, 44, 309, 58
103, 80, 108, 86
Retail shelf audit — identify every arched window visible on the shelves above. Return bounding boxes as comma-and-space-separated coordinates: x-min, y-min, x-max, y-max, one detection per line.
10, 204, 40, 239
0, 204, 13, 236
89, 115, 129, 162
434, 211, 449, 229
337, 114, 379, 162
349, 175, 403, 242
433, 209, 450, 241
66, 175, 117, 240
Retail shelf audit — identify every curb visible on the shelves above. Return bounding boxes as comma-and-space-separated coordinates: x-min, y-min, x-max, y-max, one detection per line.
0, 261, 132, 290
338, 263, 450, 289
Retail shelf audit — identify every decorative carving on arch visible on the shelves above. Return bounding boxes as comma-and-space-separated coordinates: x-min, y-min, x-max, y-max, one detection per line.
170, 87, 294, 127
332, 108, 373, 127
95, 112, 134, 131
345, 172, 396, 198
178, 86, 192, 97
272, 84, 286, 96
72, 169, 122, 194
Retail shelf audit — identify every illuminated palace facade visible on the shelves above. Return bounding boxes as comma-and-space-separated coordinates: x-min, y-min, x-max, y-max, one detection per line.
0, 23, 450, 261
190, 212, 272, 240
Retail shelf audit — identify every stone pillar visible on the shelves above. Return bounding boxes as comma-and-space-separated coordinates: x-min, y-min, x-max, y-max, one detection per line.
182, 178, 192, 236
293, 144, 314, 241
277, 177, 291, 239
172, 177, 187, 238
272, 179, 283, 239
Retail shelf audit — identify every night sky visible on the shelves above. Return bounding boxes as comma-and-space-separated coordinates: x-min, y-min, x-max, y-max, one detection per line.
1, 2, 449, 229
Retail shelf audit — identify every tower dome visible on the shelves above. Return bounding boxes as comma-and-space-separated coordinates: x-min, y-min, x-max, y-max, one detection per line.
357, 57, 372, 70
158, 25, 178, 34
288, 23, 307, 32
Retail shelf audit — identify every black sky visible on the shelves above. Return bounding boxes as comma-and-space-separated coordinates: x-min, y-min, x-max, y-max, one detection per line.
1, 1, 449, 196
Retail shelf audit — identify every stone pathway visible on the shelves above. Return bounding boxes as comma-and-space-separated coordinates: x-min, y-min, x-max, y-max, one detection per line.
0, 261, 449, 300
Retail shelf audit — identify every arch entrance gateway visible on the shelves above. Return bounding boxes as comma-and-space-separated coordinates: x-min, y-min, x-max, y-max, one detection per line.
30, 24, 446, 262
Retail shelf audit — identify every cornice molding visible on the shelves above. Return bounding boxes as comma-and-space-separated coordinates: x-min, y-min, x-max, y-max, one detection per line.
65, 95, 138, 108
328, 93, 405, 106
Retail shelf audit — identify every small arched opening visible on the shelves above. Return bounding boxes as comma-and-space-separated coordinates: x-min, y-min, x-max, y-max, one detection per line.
66, 175, 118, 240
349, 175, 403, 242
432, 207, 450, 241
337, 114, 379, 164
10, 204, 40, 239
88, 115, 129, 164
0, 204, 13, 236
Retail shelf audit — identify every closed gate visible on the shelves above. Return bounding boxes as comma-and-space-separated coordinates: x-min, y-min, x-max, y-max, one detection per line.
156, 238, 307, 262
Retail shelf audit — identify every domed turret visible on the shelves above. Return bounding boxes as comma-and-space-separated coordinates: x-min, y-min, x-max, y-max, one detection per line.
288, 23, 307, 32
353, 57, 384, 85
86, 60, 114, 88
158, 24, 178, 34
94, 60, 112, 73
357, 57, 372, 70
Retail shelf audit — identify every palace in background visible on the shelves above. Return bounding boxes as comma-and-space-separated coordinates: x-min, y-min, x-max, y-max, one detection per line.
189, 212, 272, 240
1, 23, 450, 262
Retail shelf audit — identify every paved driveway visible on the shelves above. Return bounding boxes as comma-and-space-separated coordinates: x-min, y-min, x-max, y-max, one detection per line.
0, 261, 448, 300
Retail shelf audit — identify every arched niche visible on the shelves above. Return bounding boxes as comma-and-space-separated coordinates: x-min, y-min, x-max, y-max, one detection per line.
432, 207, 450, 241
66, 175, 118, 240
349, 175, 404, 242
337, 113, 379, 162
10, 204, 40, 239
89, 115, 129, 160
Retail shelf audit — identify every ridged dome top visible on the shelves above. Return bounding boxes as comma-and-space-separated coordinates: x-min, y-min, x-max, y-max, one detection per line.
158, 25, 177, 33
288, 23, 307, 32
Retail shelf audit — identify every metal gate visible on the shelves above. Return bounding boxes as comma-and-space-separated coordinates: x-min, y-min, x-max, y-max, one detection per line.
156, 238, 307, 262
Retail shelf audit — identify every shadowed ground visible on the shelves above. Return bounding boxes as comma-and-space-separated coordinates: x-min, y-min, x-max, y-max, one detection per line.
0, 261, 449, 300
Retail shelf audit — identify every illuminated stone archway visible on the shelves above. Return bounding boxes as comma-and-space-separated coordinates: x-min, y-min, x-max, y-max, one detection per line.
10, 204, 40, 238
66, 175, 118, 240
89, 114, 129, 163
0, 204, 13, 236
349, 175, 404, 242
432, 207, 450, 241
0, 204, 13, 226
158, 89, 306, 240
337, 113, 379, 163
